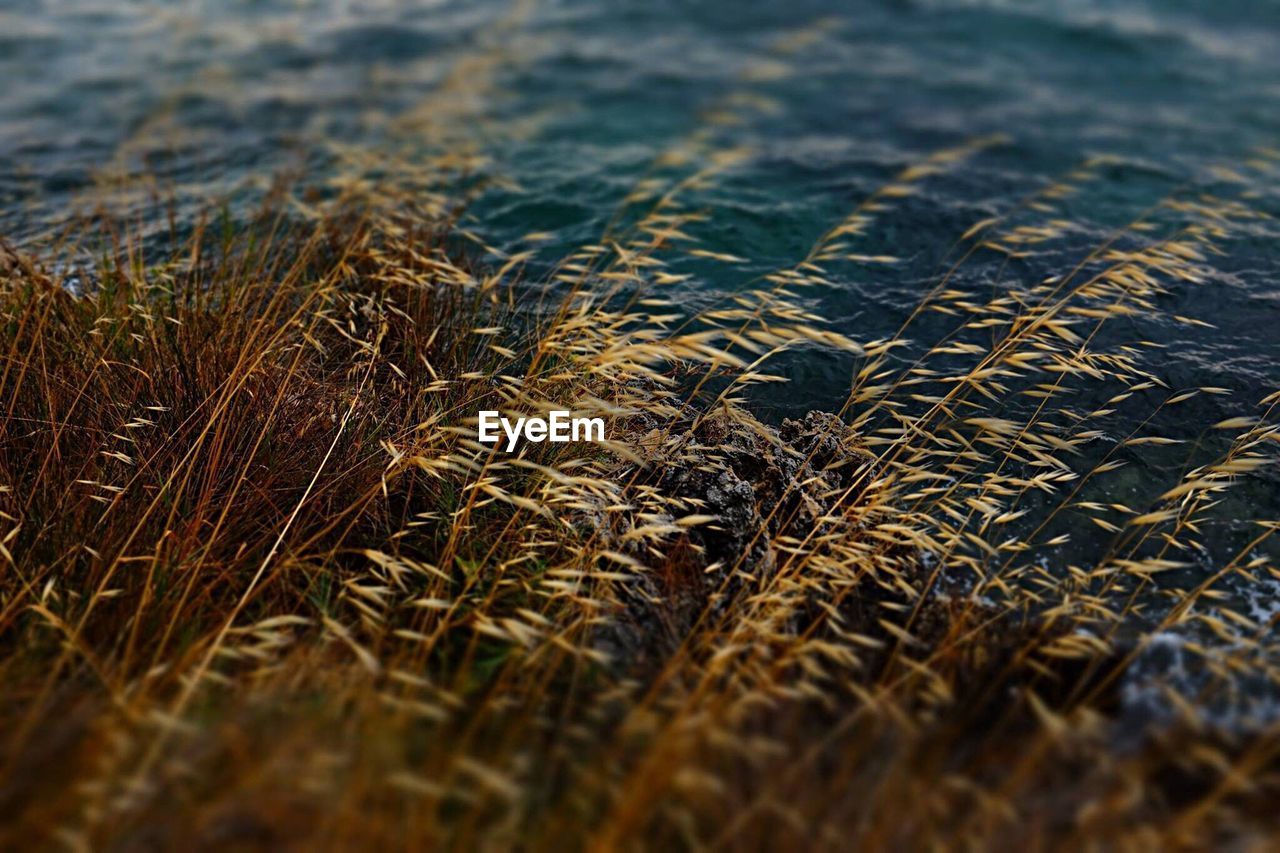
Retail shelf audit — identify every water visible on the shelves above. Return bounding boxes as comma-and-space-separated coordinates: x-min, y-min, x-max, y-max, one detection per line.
4, 1, 1280, 396
5, 0, 1280, 723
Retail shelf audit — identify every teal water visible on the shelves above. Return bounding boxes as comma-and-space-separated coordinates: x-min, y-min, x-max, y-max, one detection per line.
4, 0, 1280, 723
3, 1, 1280, 405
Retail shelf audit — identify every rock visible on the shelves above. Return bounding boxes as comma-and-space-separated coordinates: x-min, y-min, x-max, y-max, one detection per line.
589, 406, 879, 669
587, 404, 1128, 723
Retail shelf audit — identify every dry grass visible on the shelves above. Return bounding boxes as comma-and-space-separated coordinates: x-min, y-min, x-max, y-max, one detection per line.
4, 15, 1280, 851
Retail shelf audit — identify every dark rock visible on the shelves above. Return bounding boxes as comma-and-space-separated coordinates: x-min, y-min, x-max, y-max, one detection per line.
590, 407, 878, 669
588, 404, 1129, 725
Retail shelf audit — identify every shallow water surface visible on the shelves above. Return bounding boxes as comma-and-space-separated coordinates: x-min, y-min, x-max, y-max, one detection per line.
4, 1, 1279, 398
